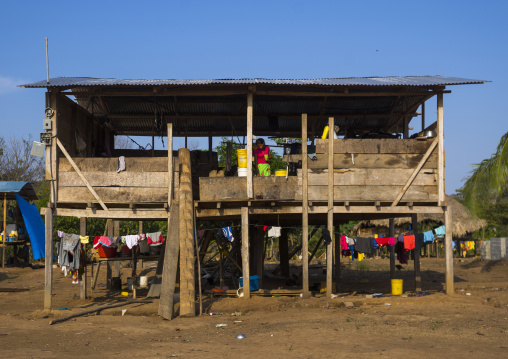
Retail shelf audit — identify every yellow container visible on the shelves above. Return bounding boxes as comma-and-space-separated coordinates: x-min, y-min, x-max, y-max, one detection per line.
322, 126, 329, 139
275, 170, 287, 177
391, 279, 403, 295
237, 149, 247, 168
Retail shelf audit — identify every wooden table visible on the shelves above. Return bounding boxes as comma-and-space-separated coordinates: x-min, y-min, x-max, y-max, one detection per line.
88, 255, 160, 298
0, 240, 29, 267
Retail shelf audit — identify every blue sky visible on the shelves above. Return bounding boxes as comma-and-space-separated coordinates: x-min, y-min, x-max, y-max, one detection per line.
1, 0, 506, 194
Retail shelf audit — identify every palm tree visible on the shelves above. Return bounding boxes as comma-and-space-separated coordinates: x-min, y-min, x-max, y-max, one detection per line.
461, 131, 508, 215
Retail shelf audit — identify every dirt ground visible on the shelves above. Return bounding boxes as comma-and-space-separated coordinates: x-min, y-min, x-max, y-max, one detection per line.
1, 256, 507, 358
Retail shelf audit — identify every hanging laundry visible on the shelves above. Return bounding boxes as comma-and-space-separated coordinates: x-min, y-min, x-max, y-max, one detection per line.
125, 234, 140, 249
147, 232, 163, 245
375, 237, 389, 247
340, 235, 348, 250
387, 237, 396, 246
434, 225, 446, 237
397, 234, 404, 242
58, 233, 81, 277
355, 237, 372, 254
117, 156, 126, 172
80, 236, 89, 244
358, 252, 365, 261
396, 242, 409, 264
403, 235, 415, 251
423, 231, 435, 243
415, 233, 425, 251
99, 236, 112, 247
322, 228, 332, 245
93, 236, 101, 249
222, 227, 234, 242
57, 230, 64, 238
347, 236, 355, 246
268, 226, 282, 238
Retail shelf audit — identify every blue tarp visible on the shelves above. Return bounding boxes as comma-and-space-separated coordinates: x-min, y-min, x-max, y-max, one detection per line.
15, 194, 45, 260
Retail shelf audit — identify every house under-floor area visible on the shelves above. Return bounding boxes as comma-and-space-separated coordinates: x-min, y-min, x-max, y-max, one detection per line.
21, 75, 485, 318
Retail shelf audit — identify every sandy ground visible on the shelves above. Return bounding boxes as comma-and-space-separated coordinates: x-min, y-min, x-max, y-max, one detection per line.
0, 257, 507, 358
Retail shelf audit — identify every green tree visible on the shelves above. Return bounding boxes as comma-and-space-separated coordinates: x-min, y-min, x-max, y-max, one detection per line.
460, 132, 508, 215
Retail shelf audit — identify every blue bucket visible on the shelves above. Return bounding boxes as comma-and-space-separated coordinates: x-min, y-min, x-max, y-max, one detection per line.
239, 275, 260, 291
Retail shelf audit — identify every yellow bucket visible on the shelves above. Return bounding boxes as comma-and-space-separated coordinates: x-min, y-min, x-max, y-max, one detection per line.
237, 149, 247, 168
275, 170, 287, 177
391, 279, 403, 295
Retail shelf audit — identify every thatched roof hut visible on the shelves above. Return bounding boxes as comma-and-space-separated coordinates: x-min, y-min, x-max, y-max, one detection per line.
353, 195, 486, 238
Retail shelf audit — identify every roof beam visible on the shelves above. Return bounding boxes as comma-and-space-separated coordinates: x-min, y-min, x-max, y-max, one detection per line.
64, 89, 450, 98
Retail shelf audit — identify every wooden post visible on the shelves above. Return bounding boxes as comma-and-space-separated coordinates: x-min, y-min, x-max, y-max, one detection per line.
2, 193, 6, 268
167, 123, 173, 209
246, 92, 254, 198
279, 228, 289, 278
302, 113, 309, 296
179, 148, 195, 316
412, 214, 421, 292
44, 206, 53, 310
253, 226, 264, 289
437, 93, 445, 205
334, 226, 341, 282
421, 102, 425, 131
106, 219, 113, 288
444, 206, 454, 295
327, 116, 334, 298
158, 197, 180, 320
113, 220, 120, 280
241, 207, 250, 299
208, 136, 213, 167
80, 217, 87, 300
389, 219, 395, 279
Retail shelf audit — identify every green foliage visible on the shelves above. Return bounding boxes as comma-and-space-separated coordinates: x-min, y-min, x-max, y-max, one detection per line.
215, 137, 243, 167
460, 132, 508, 215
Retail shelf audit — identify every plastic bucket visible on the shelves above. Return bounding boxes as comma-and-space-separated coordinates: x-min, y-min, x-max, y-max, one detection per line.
139, 276, 148, 288
391, 279, 403, 295
275, 170, 287, 177
237, 149, 247, 168
237, 167, 248, 177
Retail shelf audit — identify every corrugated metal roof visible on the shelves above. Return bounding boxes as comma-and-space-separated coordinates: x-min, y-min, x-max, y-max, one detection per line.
20, 76, 487, 88
0, 181, 38, 200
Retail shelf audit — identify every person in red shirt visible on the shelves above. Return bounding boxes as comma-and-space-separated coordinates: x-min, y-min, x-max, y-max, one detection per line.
253, 138, 272, 176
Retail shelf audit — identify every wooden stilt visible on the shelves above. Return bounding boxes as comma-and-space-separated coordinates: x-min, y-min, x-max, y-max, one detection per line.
326, 116, 334, 298
106, 219, 113, 289
80, 217, 87, 300
44, 206, 53, 310
444, 206, 454, 295
246, 92, 254, 199
389, 219, 395, 279
279, 228, 289, 278
2, 193, 6, 268
241, 207, 250, 299
334, 226, 341, 283
158, 198, 180, 319
113, 220, 121, 281
302, 113, 310, 296
412, 214, 421, 292
178, 148, 195, 316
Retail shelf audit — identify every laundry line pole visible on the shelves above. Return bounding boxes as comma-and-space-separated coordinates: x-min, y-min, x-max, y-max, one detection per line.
2, 193, 6, 268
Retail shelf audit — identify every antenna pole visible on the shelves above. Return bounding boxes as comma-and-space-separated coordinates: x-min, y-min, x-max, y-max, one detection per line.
45, 38, 49, 84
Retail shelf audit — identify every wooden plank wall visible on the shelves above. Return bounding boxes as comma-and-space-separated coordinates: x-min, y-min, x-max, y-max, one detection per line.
199, 177, 299, 201
306, 138, 438, 202
57, 95, 95, 157
57, 157, 179, 204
